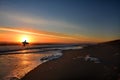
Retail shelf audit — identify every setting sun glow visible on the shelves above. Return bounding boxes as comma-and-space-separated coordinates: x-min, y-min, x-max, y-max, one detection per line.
19, 35, 31, 42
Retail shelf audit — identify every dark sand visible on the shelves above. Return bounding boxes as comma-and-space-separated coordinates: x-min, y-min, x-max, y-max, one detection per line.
21, 40, 120, 80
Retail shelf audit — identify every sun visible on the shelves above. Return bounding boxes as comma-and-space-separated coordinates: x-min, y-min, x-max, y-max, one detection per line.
19, 35, 31, 42
22, 37, 29, 42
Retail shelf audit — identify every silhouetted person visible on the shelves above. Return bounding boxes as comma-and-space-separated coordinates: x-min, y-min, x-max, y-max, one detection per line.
22, 40, 29, 46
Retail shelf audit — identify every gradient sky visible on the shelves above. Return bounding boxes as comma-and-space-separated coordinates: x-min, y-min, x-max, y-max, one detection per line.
0, 0, 120, 43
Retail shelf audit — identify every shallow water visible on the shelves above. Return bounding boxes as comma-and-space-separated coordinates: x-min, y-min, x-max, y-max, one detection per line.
0, 45, 82, 80
0, 51, 56, 80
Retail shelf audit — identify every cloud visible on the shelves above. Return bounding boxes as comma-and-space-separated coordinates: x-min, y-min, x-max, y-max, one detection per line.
2, 11, 117, 42
0, 11, 84, 34
0, 27, 82, 42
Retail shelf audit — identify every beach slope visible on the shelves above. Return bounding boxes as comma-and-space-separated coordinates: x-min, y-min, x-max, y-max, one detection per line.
21, 40, 120, 80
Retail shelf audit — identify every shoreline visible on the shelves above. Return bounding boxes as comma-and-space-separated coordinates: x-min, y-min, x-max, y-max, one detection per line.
21, 40, 120, 80
0, 45, 82, 55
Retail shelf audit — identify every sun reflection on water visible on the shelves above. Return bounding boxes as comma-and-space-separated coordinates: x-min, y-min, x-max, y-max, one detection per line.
21, 61, 29, 65
21, 50, 27, 53
0, 47, 55, 80
0, 53, 51, 80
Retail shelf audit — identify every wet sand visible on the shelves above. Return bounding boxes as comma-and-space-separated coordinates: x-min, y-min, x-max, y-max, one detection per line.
21, 40, 120, 80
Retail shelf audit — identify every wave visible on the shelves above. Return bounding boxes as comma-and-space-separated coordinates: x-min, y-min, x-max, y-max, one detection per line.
0, 45, 82, 55
0, 45, 82, 80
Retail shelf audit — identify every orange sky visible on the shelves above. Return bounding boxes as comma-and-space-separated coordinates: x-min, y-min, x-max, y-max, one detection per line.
0, 27, 82, 43
0, 1, 119, 44
0, 27, 118, 44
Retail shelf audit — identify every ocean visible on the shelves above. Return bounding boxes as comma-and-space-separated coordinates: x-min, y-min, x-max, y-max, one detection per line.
0, 45, 82, 80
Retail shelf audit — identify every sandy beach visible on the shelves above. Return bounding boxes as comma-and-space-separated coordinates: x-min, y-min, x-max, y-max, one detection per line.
21, 40, 120, 80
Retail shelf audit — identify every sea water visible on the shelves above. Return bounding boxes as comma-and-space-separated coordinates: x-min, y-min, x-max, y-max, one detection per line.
0, 45, 82, 80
